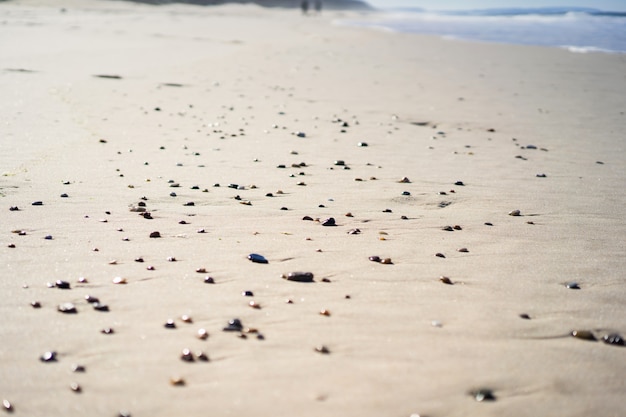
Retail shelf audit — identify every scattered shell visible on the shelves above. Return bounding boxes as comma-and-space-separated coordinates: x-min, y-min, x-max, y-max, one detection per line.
571, 330, 596, 341
282, 271, 315, 282
57, 302, 77, 314
180, 348, 194, 362
602, 333, 625, 346
181, 315, 193, 323
315, 345, 330, 354
248, 253, 268, 264
223, 318, 243, 332
149, 231, 161, 238
470, 388, 496, 402
40, 351, 57, 362
112, 277, 127, 284
197, 328, 209, 340
508, 210, 521, 216
321, 217, 336, 226
439, 276, 453, 285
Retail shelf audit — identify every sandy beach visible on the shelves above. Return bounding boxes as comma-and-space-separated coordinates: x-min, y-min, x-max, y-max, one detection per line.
1, 1, 625, 416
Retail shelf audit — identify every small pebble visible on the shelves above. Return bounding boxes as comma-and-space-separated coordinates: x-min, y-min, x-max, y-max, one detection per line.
92, 303, 109, 312
170, 377, 185, 386
565, 282, 580, 290
9, 206, 19, 211
508, 210, 521, 216
70, 382, 81, 393
315, 345, 330, 354
282, 272, 314, 282
196, 268, 207, 273
31, 301, 41, 308
319, 309, 331, 316
167, 257, 177, 262
149, 231, 161, 238
357, 142, 368, 147
519, 313, 531, 320
223, 318, 243, 332
439, 276, 453, 285
197, 328, 209, 340
164, 319, 176, 329
32, 201, 43, 206
369, 256, 381, 262
347, 228, 361, 235
101, 328, 114, 334
398, 177, 411, 183
434, 253, 446, 258
571, 330, 596, 341
458, 248, 469, 253
380, 258, 393, 264
602, 333, 625, 346
40, 351, 57, 362
57, 302, 77, 314
334, 160, 345, 166
55, 280, 71, 289
249, 300, 261, 309
321, 217, 336, 226
442, 226, 454, 231
112, 277, 127, 284
248, 253, 268, 264
470, 388, 496, 402
485, 222, 493, 226
242, 290, 254, 296
181, 315, 192, 323
454, 181, 465, 186
204, 276, 215, 284
180, 348, 194, 362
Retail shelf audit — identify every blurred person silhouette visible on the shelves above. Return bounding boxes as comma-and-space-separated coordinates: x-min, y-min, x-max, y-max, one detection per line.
314, 0, 322, 13
301, 0, 309, 14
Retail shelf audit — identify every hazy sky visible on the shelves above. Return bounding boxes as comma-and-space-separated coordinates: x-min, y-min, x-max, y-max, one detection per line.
366, 0, 626, 11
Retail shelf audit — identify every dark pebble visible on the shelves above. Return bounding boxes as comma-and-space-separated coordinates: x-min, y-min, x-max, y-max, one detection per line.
142, 212, 153, 219
60, 193, 69, 198
170, 192, 177, 197
402, 191, 411, 196
135, 257, 144, 263
280, 207, 288, 211
321, 217, 336, 226
164, 319, 176, 329
401, 215, 408, 220
55, 280, 71, 289
536, 173, 547, 178
484, 222, 493, 226
180, 348, 194, 362
92, 303, 109, 312
204, 276, 215, 284
223, 318, 243, 332
565, 282, 580, 290
602, 333, 625, 346
242, 290, 254, 297
334, 160, 345, 166
184, 202, 195, 206
357, 142, 368, 147
470, 388, 496, 402
519, 313, 531, 320
9, 206, 19, 211
32, 201, 43, 206
196, 351, 209, 361
435, 253, 446, 258
369, 256, 381, 262
315, 346, 330, 354
453, 225, 462, 230
7, 244, 16, 248
302, 216, 314, 221
149, 231, 161, 238
31, 301, 41, 308
439, 276, 453, 285
266, 193, 274, 197
347, 228, 361, 235
179, 220, 188, 224
248, 253, 268, 264
442, 226, 454, 231
72, 364, 86, 372
282, 272, 314, 282
101, 327, 114, 334
454, 181, 465, 186
382, 209, 392, 213
85, 295, 99, 303
167, 257, 176, 262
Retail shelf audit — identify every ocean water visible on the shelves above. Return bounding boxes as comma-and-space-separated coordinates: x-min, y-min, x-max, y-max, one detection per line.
341, 7, 626, 53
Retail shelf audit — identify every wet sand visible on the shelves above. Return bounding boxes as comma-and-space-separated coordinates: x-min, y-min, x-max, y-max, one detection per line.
1, 1, 626, 416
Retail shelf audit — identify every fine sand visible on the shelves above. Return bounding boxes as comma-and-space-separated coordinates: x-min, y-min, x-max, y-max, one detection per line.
1, 1, 625, 416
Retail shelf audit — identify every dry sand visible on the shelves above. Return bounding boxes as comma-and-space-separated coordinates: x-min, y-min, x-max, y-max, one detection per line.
1, 1, 625, 416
